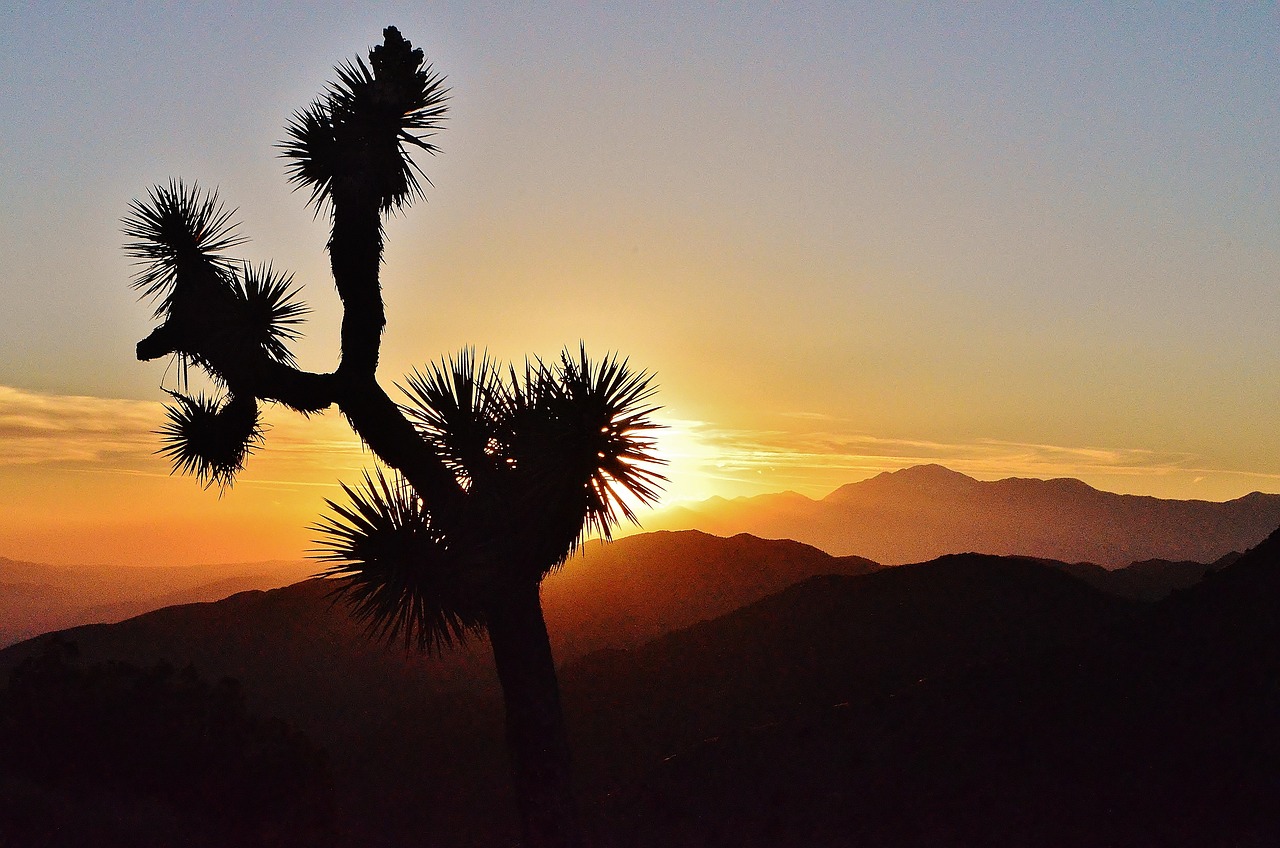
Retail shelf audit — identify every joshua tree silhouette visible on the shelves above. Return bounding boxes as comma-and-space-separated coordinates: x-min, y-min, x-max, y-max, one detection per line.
124, 27, 662, 848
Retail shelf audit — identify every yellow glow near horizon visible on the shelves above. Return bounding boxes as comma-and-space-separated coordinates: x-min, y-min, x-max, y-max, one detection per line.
3, 383, 1280, 566
3, 6, 1279, 568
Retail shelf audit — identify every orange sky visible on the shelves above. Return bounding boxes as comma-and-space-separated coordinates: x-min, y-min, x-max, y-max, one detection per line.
4, 383, 1280, 567
2, 6, 1278, 566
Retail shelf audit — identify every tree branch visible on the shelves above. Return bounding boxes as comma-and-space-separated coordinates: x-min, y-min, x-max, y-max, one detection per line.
136, 321, 334, 414
334, 375, 465, 511
330, 193, 386, 380
322, 185, 466, 506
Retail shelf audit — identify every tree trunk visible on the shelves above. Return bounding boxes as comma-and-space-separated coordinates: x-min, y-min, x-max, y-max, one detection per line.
486, 579, 584, 848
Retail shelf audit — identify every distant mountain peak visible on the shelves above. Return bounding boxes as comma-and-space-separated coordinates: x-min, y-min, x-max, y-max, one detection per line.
826, 464, 977, 499
879, 464, 976, 483
652, 462, 1280, 567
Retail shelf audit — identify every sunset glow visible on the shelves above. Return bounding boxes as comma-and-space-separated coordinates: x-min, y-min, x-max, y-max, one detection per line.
2, 5, 1278, 566
4, 381, 1280, 566
6, 13, 1280, 848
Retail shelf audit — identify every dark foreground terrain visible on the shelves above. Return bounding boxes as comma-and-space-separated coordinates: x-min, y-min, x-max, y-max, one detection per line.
2, 527, 1278, 846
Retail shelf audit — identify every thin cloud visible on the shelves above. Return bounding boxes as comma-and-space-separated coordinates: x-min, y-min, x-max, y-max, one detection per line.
0, 386, 161, 466
7, 388, 1276, 506
0, 386, 367, 479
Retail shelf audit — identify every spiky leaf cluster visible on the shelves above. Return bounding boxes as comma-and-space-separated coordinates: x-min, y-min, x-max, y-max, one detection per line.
122, 180, 244, 316
313, 469, 486, 652
157, 392, 263, 489
317, 348, 663, 652
402, 347, 663, 539
124, 183, 308, 371
281, 26, 448, 212
400, 349, 507, 489
231, 262, 309, 367
534, 347, 666, 537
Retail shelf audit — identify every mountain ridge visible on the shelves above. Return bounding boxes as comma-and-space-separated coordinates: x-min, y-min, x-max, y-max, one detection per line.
654, 465, 1280, 566
576, 523, 1280, 847
5, 525, 1277, 845
0, 534, 1137, 845
0, 557, 318, 649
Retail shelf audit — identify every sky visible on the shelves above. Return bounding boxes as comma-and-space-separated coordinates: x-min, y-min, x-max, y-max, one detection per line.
1, 2, 1278, 565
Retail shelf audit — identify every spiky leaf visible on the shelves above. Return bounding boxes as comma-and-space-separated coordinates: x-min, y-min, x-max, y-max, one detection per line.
498, 347, 664, 544
399, 349, 505, 488
313, 469, 485, 653
280, 26, 448, 213
231, 262, 309, 366
122, 181, 245, 317
553, 346, 665, 536
156, 392, 262, 488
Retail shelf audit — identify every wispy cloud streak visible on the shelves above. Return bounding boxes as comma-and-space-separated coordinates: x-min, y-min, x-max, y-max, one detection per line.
5, 387, 1275, 505
655, 416, 1280, 502
0, 386, 367, 481
0, 386, 162, 466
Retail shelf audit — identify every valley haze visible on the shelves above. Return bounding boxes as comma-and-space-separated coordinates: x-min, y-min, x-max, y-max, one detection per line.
5, 464, 1277, 649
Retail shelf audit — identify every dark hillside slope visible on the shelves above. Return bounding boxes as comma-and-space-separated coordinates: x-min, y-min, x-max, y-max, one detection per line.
0, 556, 315, 648
588, 529, 1280, 847
6, 529, 1273, 846
1057, 554, 1231, 600
0, 531, 881, 845
0, 531, 879, 690
0, 580, 512, 843
564, 554, 1135, 793
542, 530, 878, 657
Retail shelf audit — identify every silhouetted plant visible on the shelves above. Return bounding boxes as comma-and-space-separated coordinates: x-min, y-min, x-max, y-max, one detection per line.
124, 27, 663, 848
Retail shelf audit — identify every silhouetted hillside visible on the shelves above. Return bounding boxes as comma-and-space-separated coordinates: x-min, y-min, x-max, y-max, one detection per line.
542, 530, 879, 657
5, 527, 1277, 845
0, 530, 877, 678
1057, 550, 1239, 601
655, 464, 1280, 565
562, 553, 1136, 792
0, 531, 880, 844
0, 578, 510, 843
586, 528, 1280, 847
0, 557, 316, 648
0, 640, 334, 847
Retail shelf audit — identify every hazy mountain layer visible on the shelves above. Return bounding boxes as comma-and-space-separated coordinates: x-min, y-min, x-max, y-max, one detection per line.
0, 557, 316, 648
654, 464, 1280, 566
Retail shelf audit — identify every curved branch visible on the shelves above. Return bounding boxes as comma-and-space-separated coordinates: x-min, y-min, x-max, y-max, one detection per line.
136, 321, 333, 414
321, 173, 466, 506
138, 317, 462, 505
334, 375, 465, 512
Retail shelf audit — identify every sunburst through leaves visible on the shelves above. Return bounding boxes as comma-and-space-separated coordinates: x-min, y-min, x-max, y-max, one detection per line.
314, 347, 665, 652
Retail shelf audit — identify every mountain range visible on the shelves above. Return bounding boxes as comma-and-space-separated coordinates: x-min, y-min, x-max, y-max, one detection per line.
652, 463, 1280, 565
6, 522, 1279, 845
8, 464, 1270, 650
